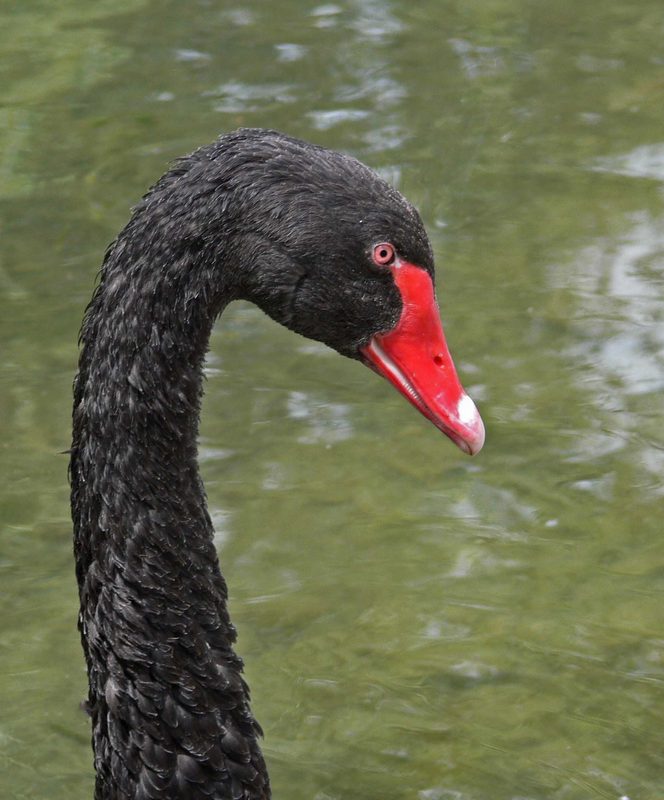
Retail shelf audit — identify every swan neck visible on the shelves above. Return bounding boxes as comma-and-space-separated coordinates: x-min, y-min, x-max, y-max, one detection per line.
70, 198, 269, 798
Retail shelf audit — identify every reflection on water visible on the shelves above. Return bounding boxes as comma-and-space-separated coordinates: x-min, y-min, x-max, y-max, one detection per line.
567, 211, 664, 395
1, 0, 664, 798
206, 81, 298, 114
594, 143, 664, 182
550, 190, 664, 492
286, 391, 354, 445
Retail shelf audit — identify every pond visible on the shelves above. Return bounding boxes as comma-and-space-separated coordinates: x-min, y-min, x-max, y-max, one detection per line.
1, 1, 663, 798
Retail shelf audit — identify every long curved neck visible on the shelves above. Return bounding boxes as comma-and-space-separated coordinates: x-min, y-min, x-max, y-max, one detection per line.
71, 189, 269, 799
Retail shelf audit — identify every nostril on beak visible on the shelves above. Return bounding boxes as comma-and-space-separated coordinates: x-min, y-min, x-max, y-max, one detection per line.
433, 354, 444, 367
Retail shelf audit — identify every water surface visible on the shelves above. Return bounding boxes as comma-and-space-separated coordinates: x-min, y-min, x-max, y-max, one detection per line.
1, 1, 663, 798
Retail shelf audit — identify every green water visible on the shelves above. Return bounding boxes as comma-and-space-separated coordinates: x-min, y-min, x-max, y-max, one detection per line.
1, 1, 663, 798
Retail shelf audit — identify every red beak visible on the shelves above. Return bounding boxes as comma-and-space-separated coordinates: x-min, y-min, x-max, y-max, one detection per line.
360, 261, 485, 455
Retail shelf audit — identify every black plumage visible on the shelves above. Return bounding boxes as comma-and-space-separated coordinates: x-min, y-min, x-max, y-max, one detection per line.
70, 128, 436, 799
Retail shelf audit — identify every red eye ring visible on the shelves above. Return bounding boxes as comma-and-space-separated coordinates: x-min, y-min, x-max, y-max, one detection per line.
372, 242, 396, 266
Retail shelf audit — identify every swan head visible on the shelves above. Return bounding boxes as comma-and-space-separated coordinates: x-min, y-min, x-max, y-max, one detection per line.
196, 129, 485, 455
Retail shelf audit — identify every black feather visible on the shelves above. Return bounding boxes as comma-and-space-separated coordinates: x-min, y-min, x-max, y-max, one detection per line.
71, 128, 436, 799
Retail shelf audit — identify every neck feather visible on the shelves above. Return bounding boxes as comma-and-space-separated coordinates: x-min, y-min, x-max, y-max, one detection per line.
71, 195, 270, 799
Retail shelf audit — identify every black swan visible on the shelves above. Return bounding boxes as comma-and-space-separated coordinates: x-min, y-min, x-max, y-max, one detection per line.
70, 128, 485, 800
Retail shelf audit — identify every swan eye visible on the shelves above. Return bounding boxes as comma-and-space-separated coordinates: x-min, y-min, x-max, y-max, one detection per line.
372, 242, 396, 267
